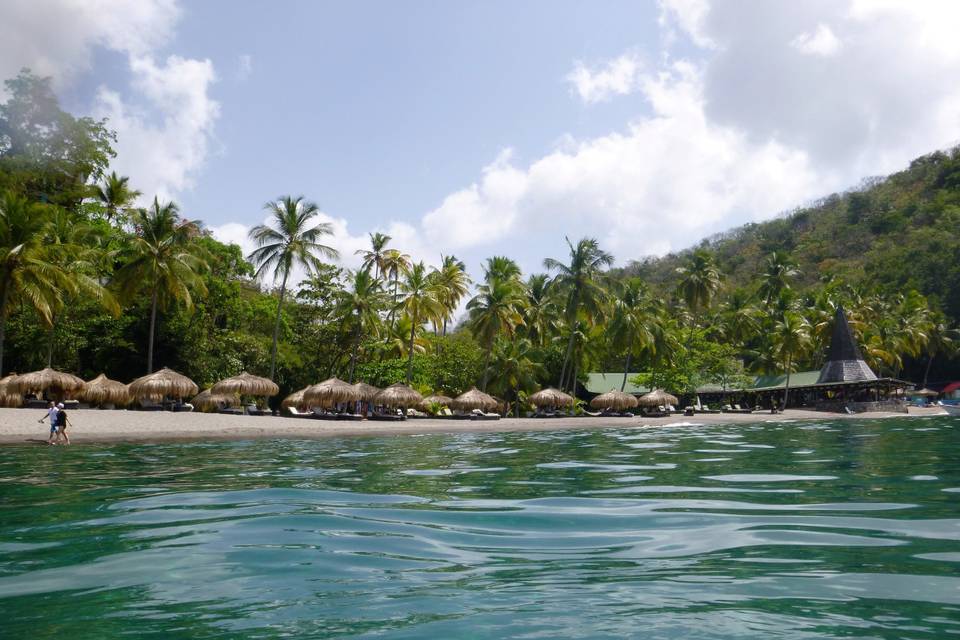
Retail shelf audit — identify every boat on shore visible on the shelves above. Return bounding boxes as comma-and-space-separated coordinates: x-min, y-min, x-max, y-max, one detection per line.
943, 404, 960, 416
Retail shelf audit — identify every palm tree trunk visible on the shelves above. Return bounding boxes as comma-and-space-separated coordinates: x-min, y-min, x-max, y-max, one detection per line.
46, 312, 57, 368
621, 352, 632, 392
922, 352, 934, 388
559, 330, 575, 390
268, 272, 289, 380
406, 312, 417, 384
783, 354, 792, 411
0, 284, 10, 376
481, 336, 494, 391
571, 359, 579, 399
348, 318, 362, 383
147, 286, 159, 373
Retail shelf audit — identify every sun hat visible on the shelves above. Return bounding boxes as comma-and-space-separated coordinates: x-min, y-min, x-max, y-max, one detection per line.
57, 402, 65, 409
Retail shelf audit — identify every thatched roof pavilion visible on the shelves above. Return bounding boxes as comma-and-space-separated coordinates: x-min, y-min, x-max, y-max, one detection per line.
191, 389, 236, 413
211, 371, 279, 397
374, 383, 423, 408
529, 387, 574, 408
304, 377, 361, 408
817, 306, 878, 383
451, 388, 497, 411
281, 386, 310, 411
638, 389, 678, 407
420, 394, 453, 410
127, 368, 199, 401
0, 373, 22, 407
590, 390, 638, 411
353, 382, 381, 402
14, 368, 85, 399
82, 374, 130, 406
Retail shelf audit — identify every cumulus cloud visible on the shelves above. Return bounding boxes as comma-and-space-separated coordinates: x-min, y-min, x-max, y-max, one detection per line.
0, 0, 219, 203
566, 51, 644, 103
791, 24, 842, 57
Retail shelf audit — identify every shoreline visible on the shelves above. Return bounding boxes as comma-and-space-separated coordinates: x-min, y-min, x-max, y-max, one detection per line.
0, 406, 950, 445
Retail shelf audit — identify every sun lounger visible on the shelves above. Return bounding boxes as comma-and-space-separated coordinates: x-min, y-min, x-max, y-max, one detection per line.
218, 407, 244, 415
696, 405, 721, 414
369, 413, 405, 421
286, 407, 312, 418
335, 413, 365, 421
470, 409, 500, 420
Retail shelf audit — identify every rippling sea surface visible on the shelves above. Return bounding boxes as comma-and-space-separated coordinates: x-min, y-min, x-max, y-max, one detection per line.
1, 416, 959, 639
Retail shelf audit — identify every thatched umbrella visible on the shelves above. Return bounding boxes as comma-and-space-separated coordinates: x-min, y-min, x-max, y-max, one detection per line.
14, 368, 85, 400
127, 368, 199, 401
281, 386, 310, 411
638, 389, 678, 407
211, 371, 279, 398
529, 387, 575, 408
191, 389, 236, 413
590, 390, 639, 411
451, 387, 498, 412
0, 373, 22, 408
82, 374, 131, 407
304, 377, 361, 408
374, 383, 423, 408
420, 393, 453, 410
353, 382, 381, 402
912, 388, 939, 397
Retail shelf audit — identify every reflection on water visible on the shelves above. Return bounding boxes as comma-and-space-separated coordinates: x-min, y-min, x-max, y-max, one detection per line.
1, 416, 959, 639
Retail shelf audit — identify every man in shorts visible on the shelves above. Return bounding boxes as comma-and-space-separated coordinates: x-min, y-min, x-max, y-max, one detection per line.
39, 401, 59, 444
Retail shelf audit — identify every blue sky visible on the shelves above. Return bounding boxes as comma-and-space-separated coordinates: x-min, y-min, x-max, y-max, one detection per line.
3, 1, 960, 280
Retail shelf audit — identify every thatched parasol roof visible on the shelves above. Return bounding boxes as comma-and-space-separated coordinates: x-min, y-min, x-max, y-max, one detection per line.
420, 393, 453, 409
529, 387, 575, 408
127, 368, 199, 400
211, 371, 279, 397
82, 374, 131, 405
451, 387, 498, 411
590, 390, 639, 411
374, 383, 423, 408
0, 373, 22, 407
191, 389, 237, 412
353, 382, 381, 402
281, 386, 310, 410
638, 389, 678, 407
14, 368, 85, 396
304, 377, 361, 408
911, 388, 939, 397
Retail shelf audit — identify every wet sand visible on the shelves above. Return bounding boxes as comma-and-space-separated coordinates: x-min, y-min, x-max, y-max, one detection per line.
0, 406, 950, 445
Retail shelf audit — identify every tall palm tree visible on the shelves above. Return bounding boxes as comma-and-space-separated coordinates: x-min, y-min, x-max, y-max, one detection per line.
338, 269, 385, 383
0, 192, 61, 375
114, 198, 208, 373
922, 313, 957, 388
488, 337, 543, 417
355, 232, 391, 282
544, 237, 613, 392
381, 247, 411, 331
774, 311, 811, 410
609, 278, 655, 391
248, 195, 339, 380
41, 207, 118, 365
467, 277, 524, 391
484, 255, 522, 282
396, 262, 443, 383
520, 273, 557, 348
432, 254, 471, 337
758, 251, 800, 304
675, 248, 722, 318
94, 172, 140, 224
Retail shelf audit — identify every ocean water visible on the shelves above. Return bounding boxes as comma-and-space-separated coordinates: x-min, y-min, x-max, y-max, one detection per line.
1, 416, 958, 639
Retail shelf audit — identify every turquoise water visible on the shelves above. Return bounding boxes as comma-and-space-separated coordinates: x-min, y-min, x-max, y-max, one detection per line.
1, 417, 959, 639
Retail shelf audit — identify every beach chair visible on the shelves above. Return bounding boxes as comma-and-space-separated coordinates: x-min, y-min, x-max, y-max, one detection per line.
470, 408, 500, 420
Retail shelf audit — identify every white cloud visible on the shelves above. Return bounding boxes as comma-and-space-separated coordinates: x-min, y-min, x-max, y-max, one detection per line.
791, 24, 842, 57
566, 51, 644, 103
657, 0, 714, 49
0, 0, 219, 203
94, 54, 219, 201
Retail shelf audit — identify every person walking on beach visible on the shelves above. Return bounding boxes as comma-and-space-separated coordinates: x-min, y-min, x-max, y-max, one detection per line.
38, 401, 59, 444
55, 404, 71, 445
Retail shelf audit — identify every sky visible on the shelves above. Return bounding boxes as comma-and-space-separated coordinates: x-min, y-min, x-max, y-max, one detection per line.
2, 0, 960, 281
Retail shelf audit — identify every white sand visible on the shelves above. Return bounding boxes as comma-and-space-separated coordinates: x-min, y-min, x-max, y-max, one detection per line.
0, 406, 949, 445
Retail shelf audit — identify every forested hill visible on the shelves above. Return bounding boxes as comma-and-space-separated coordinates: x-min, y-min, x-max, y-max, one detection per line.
623, 148, 960, 327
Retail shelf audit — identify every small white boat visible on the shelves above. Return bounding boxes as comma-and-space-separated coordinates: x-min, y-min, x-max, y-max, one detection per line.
943, 405, 960, 416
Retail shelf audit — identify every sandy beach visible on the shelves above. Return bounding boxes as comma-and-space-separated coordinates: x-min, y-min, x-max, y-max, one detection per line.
0, 405, 950, 445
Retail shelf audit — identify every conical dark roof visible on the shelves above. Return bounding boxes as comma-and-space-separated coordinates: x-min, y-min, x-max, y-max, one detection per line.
817, 306, 877, 383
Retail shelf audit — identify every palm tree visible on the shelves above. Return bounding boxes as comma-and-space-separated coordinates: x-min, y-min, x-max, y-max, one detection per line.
544, 237, 613, 392
922, 313, 957, 388
758, 251, 800, 304
467, 277, 524, 391
432, 255, 471, 337
114, 198, 208, 373
609, 278, 655, 391
774, 311, 811, 410
355, 232, 391, 282
94, 172, 140, 224
488, 337, 543, 417
484, 255, 522, 282
675, 248, 722, 317
396, 262, 443, 383
0, 192, 61, 375
41, 207, 118, 365
381, 247, 411, 331
248, 196, 339, 380
520, 273, 557, 348
338, 269, 385, 383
